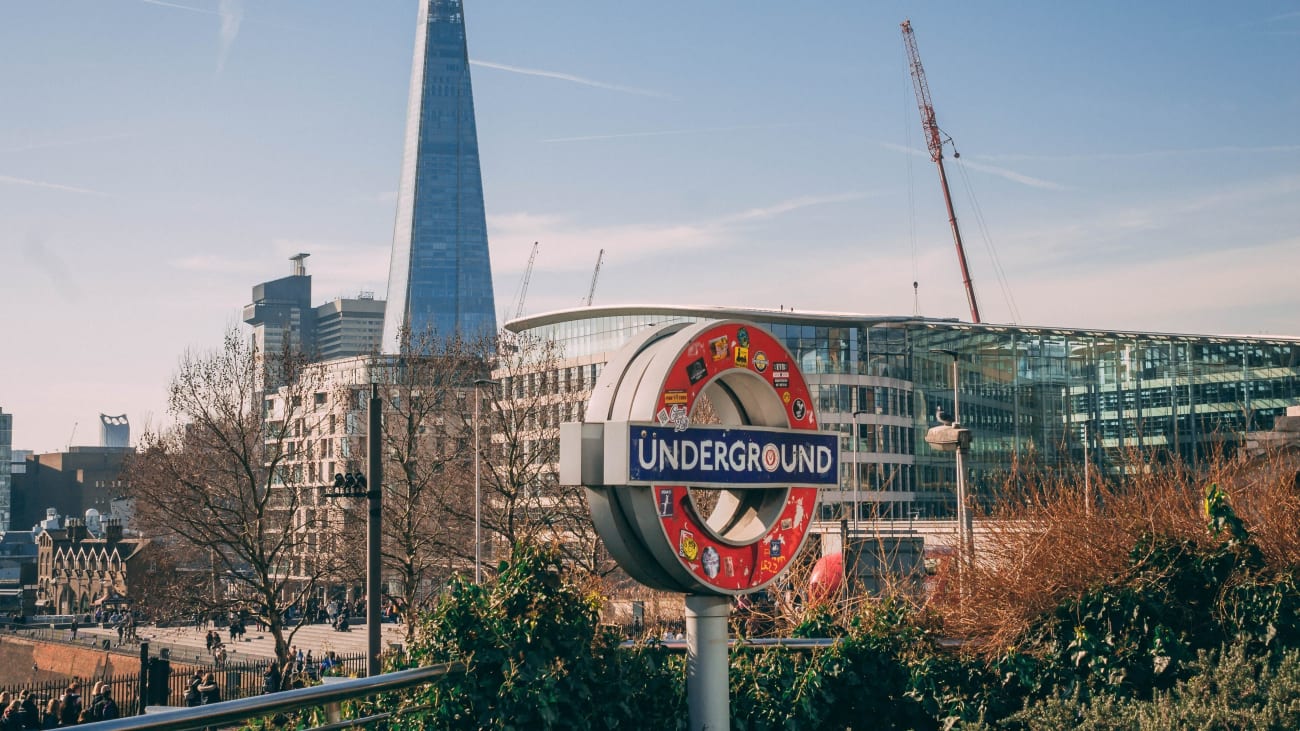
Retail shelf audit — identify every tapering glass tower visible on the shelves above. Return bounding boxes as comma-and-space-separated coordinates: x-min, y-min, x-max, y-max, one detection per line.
382, 0, 496, 351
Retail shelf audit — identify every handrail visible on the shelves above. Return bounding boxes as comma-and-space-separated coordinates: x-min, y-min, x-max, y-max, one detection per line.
81, 663, 464, 731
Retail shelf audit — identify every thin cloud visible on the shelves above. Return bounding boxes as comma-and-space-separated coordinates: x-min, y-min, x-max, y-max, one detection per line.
0, 174, 108, 196
882, 142, 1068, 191
136, 0, 242, 72
24, 237, 82, 302
216, 0, 243, 74
488, 191, 870, 273
974, 144, 1300, 163
718, 192, 875, 223
470, 59, 675, 100
138, 0, 216, 15
170, 255, 260, 274
543, 124, 793, 143
0, 134, 133, 154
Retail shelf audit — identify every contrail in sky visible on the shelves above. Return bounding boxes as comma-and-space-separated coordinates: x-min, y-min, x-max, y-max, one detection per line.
543, 124, 793, 143
137, 0, 242, 72
138, 0, 215, 16
882, 142, 1067, 191
470, 59, 675, 100
0, 174, 107, 196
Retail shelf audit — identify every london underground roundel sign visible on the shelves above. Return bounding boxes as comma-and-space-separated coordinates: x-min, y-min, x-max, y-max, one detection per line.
560, 320, 838, 595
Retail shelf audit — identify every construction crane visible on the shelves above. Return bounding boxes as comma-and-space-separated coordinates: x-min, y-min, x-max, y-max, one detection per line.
585, 249, 604, 306
513, 242, 539, 319
901, 19, 981, 324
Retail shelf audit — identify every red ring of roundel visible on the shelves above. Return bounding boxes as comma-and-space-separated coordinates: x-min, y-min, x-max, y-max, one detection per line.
652, 322, 819, 593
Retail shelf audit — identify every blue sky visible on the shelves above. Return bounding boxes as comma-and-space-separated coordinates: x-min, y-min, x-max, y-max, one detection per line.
2, 1, 1299, 453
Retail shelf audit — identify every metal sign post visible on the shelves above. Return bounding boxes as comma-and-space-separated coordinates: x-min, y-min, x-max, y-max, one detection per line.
562, 320, 836, 730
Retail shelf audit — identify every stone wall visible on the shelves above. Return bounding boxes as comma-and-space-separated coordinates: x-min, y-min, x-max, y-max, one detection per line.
0, 634, 140, 686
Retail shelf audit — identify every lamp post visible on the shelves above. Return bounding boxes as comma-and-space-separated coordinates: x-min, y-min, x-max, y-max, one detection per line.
850, 409, 870, 535
926, 350, 974, 566
472, 378, 501, 585
323, 383, 382, 677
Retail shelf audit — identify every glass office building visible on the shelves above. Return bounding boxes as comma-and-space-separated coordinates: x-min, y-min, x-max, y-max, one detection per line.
506, 305, 1300, 520
383, 0, 496, 351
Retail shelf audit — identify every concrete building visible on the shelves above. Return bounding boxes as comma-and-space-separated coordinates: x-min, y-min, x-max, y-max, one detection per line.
245, 256, 388, 366
0, 409, 11, 531
315, 295, 385, 360
382, 0, 497, 349
99, 414, 130, 448
244, 253, 315, 361
10, 446, 132, 532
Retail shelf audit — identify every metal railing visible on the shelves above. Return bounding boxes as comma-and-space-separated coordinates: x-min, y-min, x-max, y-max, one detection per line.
80, 663, 463, 731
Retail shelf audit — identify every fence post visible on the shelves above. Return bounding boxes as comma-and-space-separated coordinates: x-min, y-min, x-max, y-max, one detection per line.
137, 642, 149, 715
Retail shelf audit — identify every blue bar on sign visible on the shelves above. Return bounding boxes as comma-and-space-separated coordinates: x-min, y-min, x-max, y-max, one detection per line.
627, 424, 839, 486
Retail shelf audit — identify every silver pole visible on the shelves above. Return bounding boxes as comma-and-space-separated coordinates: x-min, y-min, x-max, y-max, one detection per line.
1082, 422, 1091, 517
685, 594, 730, 731
367, 383, 382, 677
852, 413, 861, 535
473, 387, 482, 585
951, 360, 974, 563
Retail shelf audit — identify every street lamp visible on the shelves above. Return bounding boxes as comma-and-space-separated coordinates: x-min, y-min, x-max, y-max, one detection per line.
473, 378, 501, 584
850, 410, 870, 536
321, 382, 382, 677
925, 350, 974, 565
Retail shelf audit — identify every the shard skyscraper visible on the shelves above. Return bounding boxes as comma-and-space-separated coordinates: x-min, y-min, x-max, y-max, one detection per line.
382, 0, 496, 351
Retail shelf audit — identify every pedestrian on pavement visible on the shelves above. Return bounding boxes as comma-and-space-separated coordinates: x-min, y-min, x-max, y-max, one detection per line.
70, 615, 79, 640
58, 683, 81, 726
262, 659, 282, 694
40, 698, 59, 729
92, 685, 120, 721
1, 700, 25, 731
183, 672, 203, 707
197, 672, 221, 705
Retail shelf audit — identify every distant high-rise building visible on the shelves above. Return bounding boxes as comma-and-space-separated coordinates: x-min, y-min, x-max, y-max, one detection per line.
382, 0, 497, 351
0, 409, 11, 530
315, 294, 385, 360
244, 254, 388, 365
99, 414, 129, 448
244, 253, 314, 358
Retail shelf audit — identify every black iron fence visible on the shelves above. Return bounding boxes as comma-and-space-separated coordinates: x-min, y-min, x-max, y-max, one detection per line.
0, 640, 368, 723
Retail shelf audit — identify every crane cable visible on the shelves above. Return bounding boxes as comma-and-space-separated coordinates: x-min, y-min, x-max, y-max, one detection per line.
901, 39, 920, 317
950, 152, 1022, 324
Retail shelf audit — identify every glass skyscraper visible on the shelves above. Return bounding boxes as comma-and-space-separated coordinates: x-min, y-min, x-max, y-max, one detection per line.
382, 0, 497, 351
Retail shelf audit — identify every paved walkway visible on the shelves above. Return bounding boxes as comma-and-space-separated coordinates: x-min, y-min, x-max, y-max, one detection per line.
75, 621, 410, 666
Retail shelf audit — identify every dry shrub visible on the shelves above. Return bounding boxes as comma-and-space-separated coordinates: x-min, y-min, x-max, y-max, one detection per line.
938, 448, 1300, 653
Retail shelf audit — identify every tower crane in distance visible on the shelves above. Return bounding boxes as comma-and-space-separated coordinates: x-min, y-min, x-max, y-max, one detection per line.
585, 249, 605, 307
901, 19, 981, 324
513, 242, 538, 319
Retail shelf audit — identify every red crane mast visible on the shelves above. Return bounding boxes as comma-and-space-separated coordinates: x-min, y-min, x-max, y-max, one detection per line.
901, 19, 981, 324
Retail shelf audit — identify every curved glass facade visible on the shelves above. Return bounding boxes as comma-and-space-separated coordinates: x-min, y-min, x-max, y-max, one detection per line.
509, 306, 1300, 520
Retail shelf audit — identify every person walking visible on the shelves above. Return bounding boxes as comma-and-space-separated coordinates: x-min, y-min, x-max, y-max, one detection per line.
58, 683, 81, 727
262, 659, 282, 694
69, 615, 79, 640
18, 691, 38, 728
40, 698, 59, 730
197, 672, 221, 705
183, 672, 203, 707
1, 700, 25, 731
89, 686, 119, 722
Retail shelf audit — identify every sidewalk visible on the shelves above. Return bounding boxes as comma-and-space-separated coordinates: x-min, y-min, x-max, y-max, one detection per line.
76, 621, 408, 666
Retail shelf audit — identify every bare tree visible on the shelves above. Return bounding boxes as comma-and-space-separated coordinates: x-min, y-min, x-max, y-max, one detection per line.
335, 330, 487, 643
125, 329, 338, 674
471, 333, 616, 577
